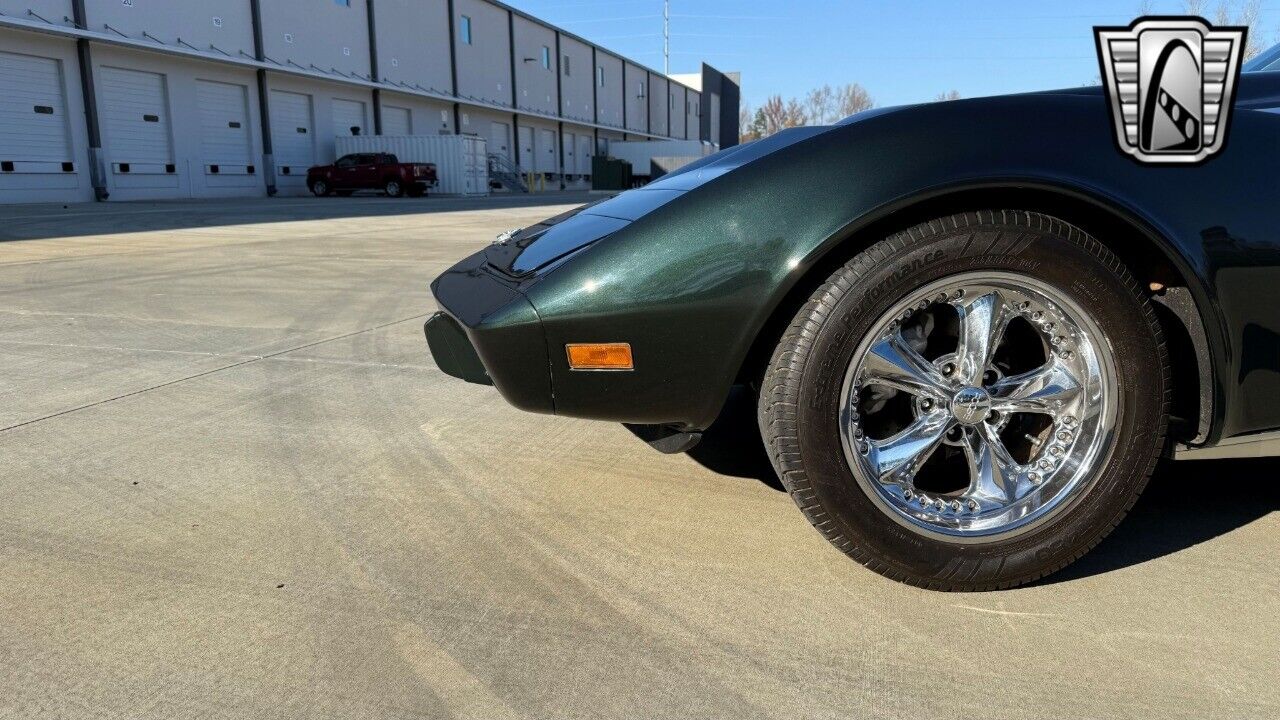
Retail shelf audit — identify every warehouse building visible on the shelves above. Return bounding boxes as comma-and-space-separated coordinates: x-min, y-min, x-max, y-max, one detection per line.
0, 0, 740, 203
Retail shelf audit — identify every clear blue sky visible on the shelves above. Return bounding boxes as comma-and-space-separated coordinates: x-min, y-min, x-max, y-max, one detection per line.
506, 0, 1279, 109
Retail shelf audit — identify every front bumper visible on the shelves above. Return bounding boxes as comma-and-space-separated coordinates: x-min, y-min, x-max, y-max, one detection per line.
425, 254, 553, 415
424, 312, 490, 385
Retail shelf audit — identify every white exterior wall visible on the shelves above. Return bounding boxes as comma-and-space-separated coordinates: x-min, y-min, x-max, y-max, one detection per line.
260, 0, 371, 80
91, 44, 265, 201
0, 0, 71, 23
454, 0, 511, 107
622, 62, 647, 133
512, 15, 556, 116
558, 35, 593, 124
648, 73, 669, 137
669, 82, 684, 139
595, 52, 623, 129
373, 0, 452, 95
86, 0, 255, 58
0, 28, 92, 203
686, 90, 700, 141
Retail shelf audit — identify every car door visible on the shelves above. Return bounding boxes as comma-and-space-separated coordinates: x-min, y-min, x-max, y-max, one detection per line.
332, 154, 359, 187
354, 154, 380, 187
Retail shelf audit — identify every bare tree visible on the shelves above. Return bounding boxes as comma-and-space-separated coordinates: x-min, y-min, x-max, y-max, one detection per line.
836, 83, 875, 117
739, 103, 759, 143
758, 95, 786, 135
934, 90, 962, 102
804, 85, 838, 125
1185, 0, 1266, 59
1237, 0, 1264, 60
784, 97, 807, 127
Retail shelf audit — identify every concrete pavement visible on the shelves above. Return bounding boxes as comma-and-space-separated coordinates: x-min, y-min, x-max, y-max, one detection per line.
1, 196, 1277, 719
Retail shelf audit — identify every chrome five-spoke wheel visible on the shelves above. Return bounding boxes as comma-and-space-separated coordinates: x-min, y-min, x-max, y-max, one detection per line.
761, 211, 1167, 588
839, 272, 1118, 540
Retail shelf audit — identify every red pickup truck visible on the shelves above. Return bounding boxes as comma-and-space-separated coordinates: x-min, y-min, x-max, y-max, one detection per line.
307, 153, 438, 198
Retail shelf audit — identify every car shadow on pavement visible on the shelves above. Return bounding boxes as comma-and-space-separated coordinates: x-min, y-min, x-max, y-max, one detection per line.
676, 394, 1280, 580
681, 385, 785, 492
1039, 456, 1280, 583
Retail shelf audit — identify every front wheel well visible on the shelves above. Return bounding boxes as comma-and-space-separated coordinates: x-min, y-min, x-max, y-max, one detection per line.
735, 188, 1209, 445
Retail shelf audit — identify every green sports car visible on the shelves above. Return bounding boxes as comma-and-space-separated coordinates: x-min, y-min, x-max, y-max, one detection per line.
426, 49, 1280, 590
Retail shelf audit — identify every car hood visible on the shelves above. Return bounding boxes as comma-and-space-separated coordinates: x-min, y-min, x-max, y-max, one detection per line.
486, 71, 1280, 277
484, 122, 861, 277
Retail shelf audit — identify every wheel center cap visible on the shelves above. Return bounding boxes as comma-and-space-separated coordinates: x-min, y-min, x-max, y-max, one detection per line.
950, 386, 992, 425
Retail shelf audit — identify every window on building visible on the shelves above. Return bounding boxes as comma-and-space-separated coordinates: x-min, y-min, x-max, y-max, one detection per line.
637, 81, 645, 98
597, 66, 604, 87
460, 15, 472, 45
541, 46, 551, 70
563, 55, 571, 76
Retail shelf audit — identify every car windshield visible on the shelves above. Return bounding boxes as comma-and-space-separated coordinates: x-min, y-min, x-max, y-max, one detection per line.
1243, 42, 1280, 72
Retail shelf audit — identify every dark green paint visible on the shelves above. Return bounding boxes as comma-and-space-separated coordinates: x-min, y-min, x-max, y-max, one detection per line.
429, 72, 1280, 446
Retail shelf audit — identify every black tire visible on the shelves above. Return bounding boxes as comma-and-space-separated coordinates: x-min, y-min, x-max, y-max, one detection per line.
758, 210, 1169, 590
384, 179, 404, 198
310, 179, 330, 197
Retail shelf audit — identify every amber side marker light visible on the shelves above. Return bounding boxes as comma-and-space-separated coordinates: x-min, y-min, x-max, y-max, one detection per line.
566, 343, 633, 370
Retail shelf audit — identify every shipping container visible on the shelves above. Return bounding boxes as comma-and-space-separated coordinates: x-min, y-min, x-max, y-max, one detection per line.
334, 134, 489, 196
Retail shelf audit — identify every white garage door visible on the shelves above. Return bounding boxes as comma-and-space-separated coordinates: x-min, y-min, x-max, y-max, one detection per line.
196, 80, 252, 170
577, 135, 592, 175
0, 51, 72, 169
332, 98, 366, 136
100, 66, 173, 172
382, 105, 411, 135
536, 128, 555, 172
561, 131, 575, 174
269, 90, 313, 175
488, 121, 510, 159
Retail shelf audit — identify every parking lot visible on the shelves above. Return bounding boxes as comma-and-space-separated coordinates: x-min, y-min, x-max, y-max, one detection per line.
1, 195, 1277, 719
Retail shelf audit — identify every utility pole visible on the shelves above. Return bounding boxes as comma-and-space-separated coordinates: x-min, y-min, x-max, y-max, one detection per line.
663, 0, 669, 75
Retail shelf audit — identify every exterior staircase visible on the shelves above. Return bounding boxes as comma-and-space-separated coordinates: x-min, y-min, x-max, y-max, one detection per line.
487, 153, 529, 193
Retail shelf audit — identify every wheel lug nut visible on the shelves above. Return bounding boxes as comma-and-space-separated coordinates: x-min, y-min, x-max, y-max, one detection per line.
1028, 471, 1041, 483
1063, 416, 1077, 426
933, 500, 945, 511
935, 293, 947, 303
942, 363, 955, 376
921, 399, 933, 410
966, 499, 979, 511
1060, 350, 1074, 360
953, 289, 965, 299
1031, 311, 1043, 321
950, 500, 962, 512
903, 489, 914, 500
854, 428, 864, 439
1057, 431, 1072, 442
1049, 445, 1064, 456
1038, 458, 1053, 470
